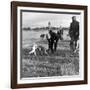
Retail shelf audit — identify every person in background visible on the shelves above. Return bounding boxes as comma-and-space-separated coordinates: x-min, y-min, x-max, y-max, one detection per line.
57, 26, 63, 40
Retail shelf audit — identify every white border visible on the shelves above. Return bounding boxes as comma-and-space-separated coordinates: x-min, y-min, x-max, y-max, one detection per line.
17, 7, 84, 84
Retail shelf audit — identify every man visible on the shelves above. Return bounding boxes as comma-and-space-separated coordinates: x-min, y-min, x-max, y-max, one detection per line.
47, 30, 58, 53
69, 16, 79, 52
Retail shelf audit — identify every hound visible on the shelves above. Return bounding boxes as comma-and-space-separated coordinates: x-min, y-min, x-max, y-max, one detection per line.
29, 43, 48, 56
29, 43, 37, 56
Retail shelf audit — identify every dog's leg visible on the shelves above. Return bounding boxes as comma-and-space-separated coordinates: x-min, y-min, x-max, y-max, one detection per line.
34, 51, 36, 56
29, 49, 35, 55
29, 50, 33, 54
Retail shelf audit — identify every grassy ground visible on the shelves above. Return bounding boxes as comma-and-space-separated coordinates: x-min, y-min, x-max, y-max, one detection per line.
21, 40, 79, 78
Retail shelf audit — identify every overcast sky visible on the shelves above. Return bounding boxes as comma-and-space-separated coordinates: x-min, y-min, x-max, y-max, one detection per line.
22, 12, 80, 28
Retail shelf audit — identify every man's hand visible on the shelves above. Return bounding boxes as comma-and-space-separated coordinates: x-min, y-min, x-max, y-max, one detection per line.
75, 32, 79, 36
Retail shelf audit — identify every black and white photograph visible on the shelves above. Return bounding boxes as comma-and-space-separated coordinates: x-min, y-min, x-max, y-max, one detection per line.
11, 1, 87, 88
21, 11, 80, 78
18, 7, 84, 82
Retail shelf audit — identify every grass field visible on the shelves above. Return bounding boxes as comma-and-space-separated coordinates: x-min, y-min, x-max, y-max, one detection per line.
21, 40, 79, 78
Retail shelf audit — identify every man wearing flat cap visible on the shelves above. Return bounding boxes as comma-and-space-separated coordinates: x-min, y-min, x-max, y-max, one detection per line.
69, 16, 79, 52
